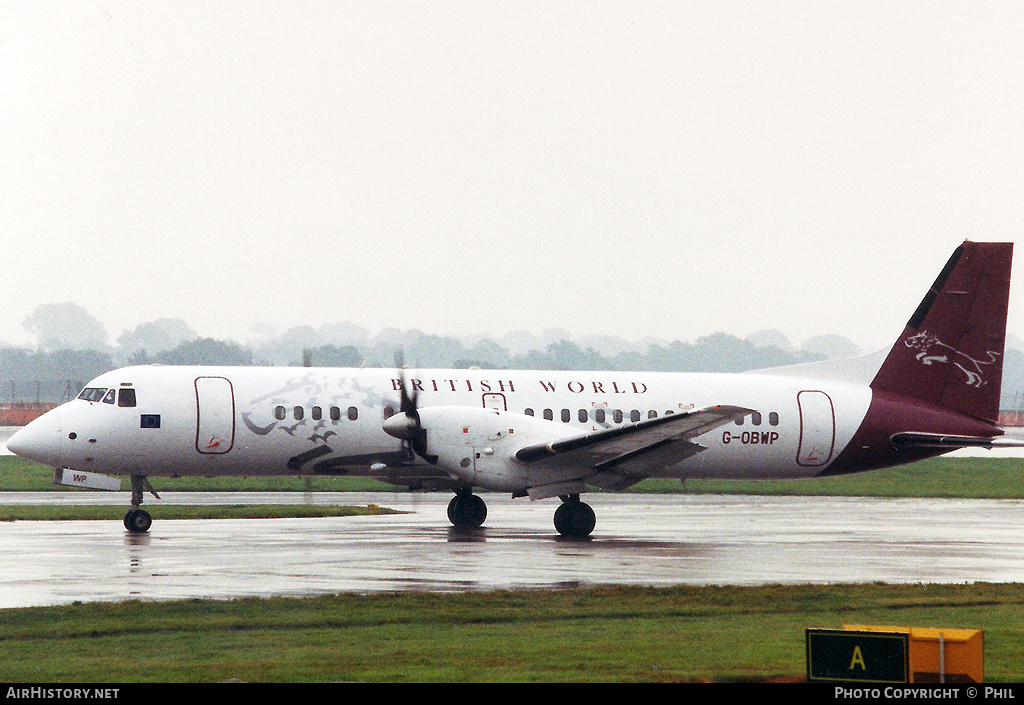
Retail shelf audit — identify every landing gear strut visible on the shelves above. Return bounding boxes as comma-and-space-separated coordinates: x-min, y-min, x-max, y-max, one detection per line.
123, 475, 158, 533
554, 495, 596, 538
447, 490, 487, 530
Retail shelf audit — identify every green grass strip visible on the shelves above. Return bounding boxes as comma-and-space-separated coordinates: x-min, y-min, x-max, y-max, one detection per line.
0, 583, 1021, 682
2, 455, 1023, 497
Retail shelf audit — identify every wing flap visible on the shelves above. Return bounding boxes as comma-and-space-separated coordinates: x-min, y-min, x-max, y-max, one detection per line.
586, 438, 706, 491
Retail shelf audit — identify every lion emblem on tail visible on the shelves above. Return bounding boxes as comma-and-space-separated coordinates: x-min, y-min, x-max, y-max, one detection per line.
903, 331, 1000, 388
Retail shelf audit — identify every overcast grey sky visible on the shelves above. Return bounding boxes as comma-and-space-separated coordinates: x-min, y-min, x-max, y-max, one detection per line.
2, 2, 1023, 353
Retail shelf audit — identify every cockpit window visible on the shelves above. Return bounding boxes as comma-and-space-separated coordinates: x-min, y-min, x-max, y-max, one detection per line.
78, 388, 107, 402
77, 386, 137, 407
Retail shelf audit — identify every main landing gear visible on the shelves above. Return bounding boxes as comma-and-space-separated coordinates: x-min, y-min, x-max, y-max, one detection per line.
124, 475, 159, 533
554, 494, 596, 539
447, 490, 488, 530
445, 490, 597, 539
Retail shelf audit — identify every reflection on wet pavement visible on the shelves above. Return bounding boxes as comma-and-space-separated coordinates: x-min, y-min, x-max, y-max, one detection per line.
0, 492, 1022, 607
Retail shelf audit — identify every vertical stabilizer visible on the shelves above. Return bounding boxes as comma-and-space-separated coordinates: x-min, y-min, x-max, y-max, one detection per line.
871, 241, 1012, 424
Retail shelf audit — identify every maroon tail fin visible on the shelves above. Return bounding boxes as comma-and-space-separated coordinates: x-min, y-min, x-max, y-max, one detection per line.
870, 241, 1013, 424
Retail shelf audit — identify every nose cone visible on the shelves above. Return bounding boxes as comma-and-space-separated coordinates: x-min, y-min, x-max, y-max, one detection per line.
382, 412, 419, 440
7, 408, 64, 466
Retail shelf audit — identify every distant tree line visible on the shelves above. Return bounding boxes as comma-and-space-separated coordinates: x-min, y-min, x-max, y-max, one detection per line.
8, 302, 1023, 410
0, 303, 840, 404
0, 332, 826, 404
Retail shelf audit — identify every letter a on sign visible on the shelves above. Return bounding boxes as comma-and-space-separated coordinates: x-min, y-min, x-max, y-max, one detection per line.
806, 629, 909, 683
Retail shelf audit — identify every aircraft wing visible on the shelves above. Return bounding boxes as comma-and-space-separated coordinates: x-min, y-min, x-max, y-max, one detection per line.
515, 405, 754, 498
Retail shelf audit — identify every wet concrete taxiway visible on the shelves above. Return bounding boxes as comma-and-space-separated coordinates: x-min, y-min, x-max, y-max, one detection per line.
1, 491, 1023, 608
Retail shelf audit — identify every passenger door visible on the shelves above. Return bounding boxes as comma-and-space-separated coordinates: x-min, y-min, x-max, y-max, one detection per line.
797, 390, 835, 467
195, 376, 235, 454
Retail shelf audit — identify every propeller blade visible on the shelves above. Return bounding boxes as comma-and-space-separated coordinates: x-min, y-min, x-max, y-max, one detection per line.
388, 351, 427, 460
395, 351, 419, 418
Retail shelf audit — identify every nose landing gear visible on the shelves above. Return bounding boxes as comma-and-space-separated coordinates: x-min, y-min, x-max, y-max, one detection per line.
124, 507, 152, 533
124, 475, 159, 533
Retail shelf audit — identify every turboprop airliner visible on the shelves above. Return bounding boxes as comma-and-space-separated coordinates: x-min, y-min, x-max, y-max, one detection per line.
7, 241, 1022, 537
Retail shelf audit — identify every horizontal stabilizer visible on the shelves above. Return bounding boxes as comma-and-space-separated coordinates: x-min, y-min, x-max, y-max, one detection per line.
890, 432, 1024, 450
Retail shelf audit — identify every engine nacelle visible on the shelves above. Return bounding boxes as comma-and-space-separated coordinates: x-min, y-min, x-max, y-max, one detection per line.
415, 406, 573, 492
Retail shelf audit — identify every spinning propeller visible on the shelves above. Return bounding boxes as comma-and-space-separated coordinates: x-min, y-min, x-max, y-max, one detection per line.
382, 354, 430, 461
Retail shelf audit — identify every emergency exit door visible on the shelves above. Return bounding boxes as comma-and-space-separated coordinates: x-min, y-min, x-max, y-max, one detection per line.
195, 376, 235, 454
482, 393, 507, 411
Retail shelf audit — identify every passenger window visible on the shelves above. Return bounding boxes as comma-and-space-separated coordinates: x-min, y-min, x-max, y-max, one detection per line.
525, 408, 534, 417
117, 388, 137, 408
769, 412, 779, 426
330, 406, 341, 421
631, 410, 641, 423
348, 406, 359, 421
543, 409, 553, 421
613, 409, 623, 424
751, 412, 762, 426
312, 406, 322, 421
561, 409, 570, 423
595, 409, 606, 423
275, 406, 286, 420
293, 406, 304, 421
383, 406, 395, 420
102, 389, 116, 404
578, 409, 588, 423
648, 410, 658, 419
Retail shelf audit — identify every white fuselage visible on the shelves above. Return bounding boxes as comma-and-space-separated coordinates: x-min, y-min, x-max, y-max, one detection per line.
14, 364, 872, 490
6, 241, 1009, 539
